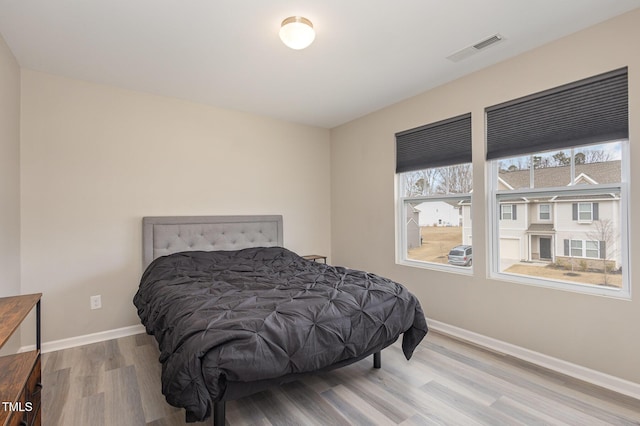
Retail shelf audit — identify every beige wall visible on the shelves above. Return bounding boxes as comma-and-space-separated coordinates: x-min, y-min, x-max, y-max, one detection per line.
20, 70, 331, 342
0, 32, 22, 353
330, 9, 640, 384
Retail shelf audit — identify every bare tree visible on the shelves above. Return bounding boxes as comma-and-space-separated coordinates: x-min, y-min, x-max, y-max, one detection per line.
566, 234, 577, 273
436, 164, 472, 194
404, 164, 472, 198
581, 148, 613, 164
403, 168, 445, 197
586, 219, 618, 286
402, 171, 422, 197
531, 148, 613, 170
416, 168, 439, 196
533, 155, 554, 169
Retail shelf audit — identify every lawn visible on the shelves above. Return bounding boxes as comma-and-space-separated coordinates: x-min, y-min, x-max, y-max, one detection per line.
407, 226, 462, 264
407, 226, 621, 288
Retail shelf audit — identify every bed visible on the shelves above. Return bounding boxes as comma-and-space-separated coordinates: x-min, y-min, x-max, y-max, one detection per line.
134, 215, 428, 424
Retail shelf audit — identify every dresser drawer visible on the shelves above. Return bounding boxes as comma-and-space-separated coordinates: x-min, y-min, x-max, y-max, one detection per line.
5, 389, 27, 426
25, 355, 42, 406
25, 355, 41, 426
4, 356, 41, 426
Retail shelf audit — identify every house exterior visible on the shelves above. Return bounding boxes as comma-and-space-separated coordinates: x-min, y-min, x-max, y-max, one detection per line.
406, 204, 421, 249
414, 201, 461, 227
461, 161, 621, 270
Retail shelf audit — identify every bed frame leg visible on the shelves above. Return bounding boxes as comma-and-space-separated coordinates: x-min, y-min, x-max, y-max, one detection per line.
373, 351, 381, 369
213, 401, 225, 426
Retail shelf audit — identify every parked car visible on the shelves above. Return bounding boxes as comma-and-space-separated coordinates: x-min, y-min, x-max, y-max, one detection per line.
448, 245, 472, 266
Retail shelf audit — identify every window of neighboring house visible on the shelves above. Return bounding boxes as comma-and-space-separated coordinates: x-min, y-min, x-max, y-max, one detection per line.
566, 239, 602, 259
570, 239, 583, 257
396, 113, 472, 272
539, 204, 551, 220
500, 204, 516, 220
486, 67, 629, 298
585, 240, 601, 258
576, 202, 595, 222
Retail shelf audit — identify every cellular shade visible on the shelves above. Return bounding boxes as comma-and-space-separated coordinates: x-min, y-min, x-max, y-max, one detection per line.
486, 68, 628, 160
396, 113, 472, 173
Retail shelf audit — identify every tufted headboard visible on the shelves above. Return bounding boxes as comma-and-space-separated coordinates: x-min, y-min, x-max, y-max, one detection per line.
142, 215, 283, 269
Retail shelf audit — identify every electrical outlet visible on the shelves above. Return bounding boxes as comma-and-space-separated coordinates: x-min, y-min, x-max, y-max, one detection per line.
90, 295, 102, 310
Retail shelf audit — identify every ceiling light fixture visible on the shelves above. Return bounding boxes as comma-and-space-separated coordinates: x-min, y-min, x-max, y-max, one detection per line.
279, 16, 315, 50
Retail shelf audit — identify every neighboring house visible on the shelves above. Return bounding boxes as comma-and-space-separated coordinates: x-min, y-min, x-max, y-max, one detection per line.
406, 205, 421, 249
461, 161, 621, 270
414, 201, 461, 227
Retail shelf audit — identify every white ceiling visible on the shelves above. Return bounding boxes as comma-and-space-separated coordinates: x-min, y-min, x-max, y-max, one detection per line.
1, 1, 639, 128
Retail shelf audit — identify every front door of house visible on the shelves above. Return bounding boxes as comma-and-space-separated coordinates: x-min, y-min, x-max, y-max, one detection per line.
540, 237, 551, 260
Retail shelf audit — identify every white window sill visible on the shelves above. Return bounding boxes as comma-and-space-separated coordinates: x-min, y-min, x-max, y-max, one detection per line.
490, 270, 630, 300
398, 258, 473, 275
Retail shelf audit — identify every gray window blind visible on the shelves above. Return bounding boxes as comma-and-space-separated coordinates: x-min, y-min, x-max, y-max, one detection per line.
486, 68, 628, 160
396, 113, 471, 173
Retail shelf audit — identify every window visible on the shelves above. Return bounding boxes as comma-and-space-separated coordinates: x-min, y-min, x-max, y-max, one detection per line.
500, 204, 516, 220
491, 142, 628, 294
539, 204, 551, 220
570, 239, 583, 257
487, 68, 629, 297
565, 239, 602, 259
576, 202, 596, 222
585, 240, 600, 259
399, 166, 471, 269
396, 113, 472, 271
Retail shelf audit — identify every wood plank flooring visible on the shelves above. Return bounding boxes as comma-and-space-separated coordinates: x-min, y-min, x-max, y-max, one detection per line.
41, 331, 640, 425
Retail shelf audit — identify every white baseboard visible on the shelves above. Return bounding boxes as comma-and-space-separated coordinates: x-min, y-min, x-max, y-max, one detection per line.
20, 324, 146, 354
428, 318, 640, 401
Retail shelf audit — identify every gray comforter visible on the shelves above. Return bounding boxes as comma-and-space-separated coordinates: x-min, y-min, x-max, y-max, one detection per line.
134, 247, 427, 421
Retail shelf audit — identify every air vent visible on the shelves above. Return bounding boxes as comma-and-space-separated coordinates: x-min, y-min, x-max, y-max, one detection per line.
473, 34, 503, 50
447, 33, 505, 62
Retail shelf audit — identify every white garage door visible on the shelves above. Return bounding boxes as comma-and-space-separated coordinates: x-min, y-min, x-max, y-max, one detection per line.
500, 238, 520, 261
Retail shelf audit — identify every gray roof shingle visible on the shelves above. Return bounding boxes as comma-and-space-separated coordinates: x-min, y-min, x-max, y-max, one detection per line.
499, 161, 621, 189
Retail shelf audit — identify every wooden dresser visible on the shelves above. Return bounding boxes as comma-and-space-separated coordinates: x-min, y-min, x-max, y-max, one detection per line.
0, 294, 42, 426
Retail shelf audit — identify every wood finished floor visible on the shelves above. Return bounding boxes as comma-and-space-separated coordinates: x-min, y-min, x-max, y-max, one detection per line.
41, 331, 640, 425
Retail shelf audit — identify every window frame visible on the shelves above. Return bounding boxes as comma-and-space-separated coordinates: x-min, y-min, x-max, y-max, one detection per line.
488, 141, 630, 299
585, 240, 600, 259
578, 202, 594, 223
500, 204, 513, 220
539, 204, 551, 221
567, 239, 601, 259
